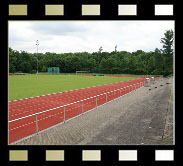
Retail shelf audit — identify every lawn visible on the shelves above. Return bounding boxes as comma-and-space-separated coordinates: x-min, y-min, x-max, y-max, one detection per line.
9, 75, 140, 101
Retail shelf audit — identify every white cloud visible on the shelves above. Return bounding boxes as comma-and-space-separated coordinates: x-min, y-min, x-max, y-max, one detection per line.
9, 21, 174, 53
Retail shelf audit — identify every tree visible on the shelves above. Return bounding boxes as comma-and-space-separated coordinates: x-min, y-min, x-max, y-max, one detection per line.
160, 29, 174, 76
105, 57, 117, 74
115, 45, 117, 52
98, 46, 103, 53
9, 29, 173, 77
9, 48, 17, 73
153, 48, 164, 75
100, 58, 107, 73
87, 58, 97, 72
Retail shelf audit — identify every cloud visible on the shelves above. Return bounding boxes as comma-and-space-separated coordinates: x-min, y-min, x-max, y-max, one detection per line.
9, 21, 174, 53
28, 21, 89, 36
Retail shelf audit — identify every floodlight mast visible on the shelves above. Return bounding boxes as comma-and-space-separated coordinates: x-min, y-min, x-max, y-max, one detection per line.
36, 40, 39, 74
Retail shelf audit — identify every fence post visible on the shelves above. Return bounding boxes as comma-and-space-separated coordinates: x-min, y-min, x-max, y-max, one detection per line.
64, 105, 66, 123
105, 93, 107, 103
82, 100, 84, 113
114, 90, 115, 99
120, 88, 121, 96
35, 114, 39, 134
96, 96, 98, 107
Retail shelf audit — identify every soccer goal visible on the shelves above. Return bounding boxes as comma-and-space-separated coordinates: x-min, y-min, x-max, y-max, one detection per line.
76, 71, 89, 75
48, 67, 60, 75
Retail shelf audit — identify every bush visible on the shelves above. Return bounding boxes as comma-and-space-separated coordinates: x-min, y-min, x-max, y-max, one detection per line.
31, 70, 36, 74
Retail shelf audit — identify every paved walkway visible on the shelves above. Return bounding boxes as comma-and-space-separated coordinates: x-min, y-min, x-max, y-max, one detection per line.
16, 77, 173, 145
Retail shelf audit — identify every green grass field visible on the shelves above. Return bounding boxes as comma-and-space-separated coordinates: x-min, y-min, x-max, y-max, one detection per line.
9, 75, 140, 101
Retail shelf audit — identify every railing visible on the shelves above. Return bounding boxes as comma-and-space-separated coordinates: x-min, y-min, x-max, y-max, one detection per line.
9, 81, 145, 144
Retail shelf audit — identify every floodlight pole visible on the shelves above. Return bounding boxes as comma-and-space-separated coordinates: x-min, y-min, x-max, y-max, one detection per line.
36, 40, 39, 74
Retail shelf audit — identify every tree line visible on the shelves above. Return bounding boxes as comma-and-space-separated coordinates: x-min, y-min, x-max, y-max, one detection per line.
9, 30, 173, 77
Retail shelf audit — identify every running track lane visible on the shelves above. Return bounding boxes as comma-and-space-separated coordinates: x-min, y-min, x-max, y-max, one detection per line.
9, 77, 158, 144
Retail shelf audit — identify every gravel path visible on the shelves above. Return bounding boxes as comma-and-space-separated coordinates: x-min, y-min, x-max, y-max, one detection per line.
16, 77, 174, 145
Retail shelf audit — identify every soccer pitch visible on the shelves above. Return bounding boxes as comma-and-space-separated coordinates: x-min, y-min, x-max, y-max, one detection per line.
9, 75, 140, 101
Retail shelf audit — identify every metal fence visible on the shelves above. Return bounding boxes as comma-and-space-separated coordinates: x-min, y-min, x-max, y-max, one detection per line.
9, 81, 146, 144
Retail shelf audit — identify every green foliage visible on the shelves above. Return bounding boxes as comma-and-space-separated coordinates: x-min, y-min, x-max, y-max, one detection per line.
9, 30, 174, 77
160, 29, 174, 76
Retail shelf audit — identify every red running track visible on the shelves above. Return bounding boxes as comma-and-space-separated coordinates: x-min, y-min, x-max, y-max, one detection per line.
9, 77, 151, 144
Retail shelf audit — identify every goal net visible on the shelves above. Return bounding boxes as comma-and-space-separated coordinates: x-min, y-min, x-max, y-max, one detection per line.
76, 71, 89, 75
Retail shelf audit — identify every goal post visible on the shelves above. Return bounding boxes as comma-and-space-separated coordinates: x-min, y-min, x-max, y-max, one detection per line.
76, 71, 89, 75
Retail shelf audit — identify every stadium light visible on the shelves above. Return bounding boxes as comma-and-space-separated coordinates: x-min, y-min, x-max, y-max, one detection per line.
36, 40, 39, 74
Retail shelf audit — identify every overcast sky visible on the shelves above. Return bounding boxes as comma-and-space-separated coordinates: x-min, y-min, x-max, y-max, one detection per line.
9, 21, 174, 54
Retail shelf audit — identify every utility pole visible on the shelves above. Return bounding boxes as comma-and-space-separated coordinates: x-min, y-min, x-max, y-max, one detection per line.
36, 40, 39, 74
